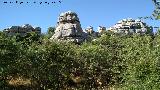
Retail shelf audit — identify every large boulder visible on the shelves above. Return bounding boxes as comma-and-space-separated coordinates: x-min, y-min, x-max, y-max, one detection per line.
50, 11, 87, 44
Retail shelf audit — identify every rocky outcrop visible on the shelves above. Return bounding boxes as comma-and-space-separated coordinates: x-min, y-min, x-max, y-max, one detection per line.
98, 26, 106, 35
108, 18, 152, 34
50, 11, 87, 44
85, 26, 98, 37
85, 26, 94, 35
3, 24, 41, 36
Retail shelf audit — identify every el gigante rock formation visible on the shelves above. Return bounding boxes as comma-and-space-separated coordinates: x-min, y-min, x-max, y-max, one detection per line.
50, 11, 87, 44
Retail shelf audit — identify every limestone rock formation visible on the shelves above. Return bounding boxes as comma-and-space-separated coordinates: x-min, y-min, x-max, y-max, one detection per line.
50, 11, 87, 44
98, 26, 106, 35
85, 26, 94, 35
108, 18, 152, 34
3, 24, 41, 36
85, 26, 98, 37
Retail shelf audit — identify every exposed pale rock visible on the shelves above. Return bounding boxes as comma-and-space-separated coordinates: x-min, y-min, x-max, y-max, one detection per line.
108, 18, 152, 34
98, 26, 106, 34
3, 24, 41, 36
85, 26, 98, 37
85, 26, 94, 35
51, 11, 87, 44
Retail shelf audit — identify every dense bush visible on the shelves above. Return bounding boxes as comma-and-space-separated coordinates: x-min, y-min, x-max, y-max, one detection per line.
0, 31, 160, 90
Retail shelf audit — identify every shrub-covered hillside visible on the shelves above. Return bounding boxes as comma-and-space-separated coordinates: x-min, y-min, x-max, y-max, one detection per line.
0, 31, 160, 90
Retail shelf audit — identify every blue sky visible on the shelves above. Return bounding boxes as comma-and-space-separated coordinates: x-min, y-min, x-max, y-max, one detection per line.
0, 0, 159, 33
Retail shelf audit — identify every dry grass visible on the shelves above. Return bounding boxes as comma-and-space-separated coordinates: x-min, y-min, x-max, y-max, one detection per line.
7, 76, 32, 86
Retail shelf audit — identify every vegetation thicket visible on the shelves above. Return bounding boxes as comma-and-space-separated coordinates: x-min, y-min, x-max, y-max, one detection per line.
0, 30, 160, 90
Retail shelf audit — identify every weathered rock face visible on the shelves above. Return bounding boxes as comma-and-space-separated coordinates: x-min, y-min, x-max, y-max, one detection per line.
85, 26, 94, 35
85, 26, 98, 37
108, 18, 152, 34
3, 24, 41, 36
98, 26, 106, 35
50, 11, 87, 44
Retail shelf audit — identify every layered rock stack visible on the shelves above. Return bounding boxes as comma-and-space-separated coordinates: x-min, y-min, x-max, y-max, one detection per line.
108, 18, 152, 34
85, 26, 98, 37
3, 24, 41, 36
50, 11, 87, 44
85, 26, 94, 35
98, 26, 106, 35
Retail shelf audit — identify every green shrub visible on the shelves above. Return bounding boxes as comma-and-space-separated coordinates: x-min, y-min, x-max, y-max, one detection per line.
0, 32, 160, 90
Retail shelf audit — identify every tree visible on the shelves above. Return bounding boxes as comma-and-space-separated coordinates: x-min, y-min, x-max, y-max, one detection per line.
146, 26, 153, 35
47, 27, 55, 38
152, 0, 160, 19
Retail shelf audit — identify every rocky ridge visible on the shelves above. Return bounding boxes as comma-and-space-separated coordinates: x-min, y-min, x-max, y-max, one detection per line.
3, 24, 41, 36
108, 18, 152, 34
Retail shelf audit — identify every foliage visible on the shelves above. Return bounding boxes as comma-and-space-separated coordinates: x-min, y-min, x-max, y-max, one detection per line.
0, 31, 160, 90
152, 0, 160, 19
47, 27, 56, 38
